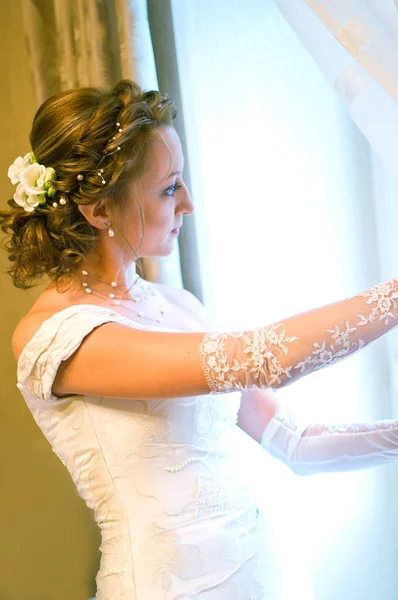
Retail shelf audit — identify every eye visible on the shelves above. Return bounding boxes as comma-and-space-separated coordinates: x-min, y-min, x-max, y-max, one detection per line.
164, 183, 183, 197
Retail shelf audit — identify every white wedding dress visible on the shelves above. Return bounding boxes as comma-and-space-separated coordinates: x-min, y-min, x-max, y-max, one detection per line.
16, 304, 283, 600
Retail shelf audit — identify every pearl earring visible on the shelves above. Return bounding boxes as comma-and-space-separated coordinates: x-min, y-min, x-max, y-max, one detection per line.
108, 224, 115, 238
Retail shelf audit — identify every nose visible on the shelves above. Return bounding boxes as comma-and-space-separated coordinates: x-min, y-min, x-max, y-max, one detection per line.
178, 183, 194, 215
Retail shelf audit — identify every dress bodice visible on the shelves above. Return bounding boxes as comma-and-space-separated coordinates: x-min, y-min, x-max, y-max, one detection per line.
16, 304, 282, 600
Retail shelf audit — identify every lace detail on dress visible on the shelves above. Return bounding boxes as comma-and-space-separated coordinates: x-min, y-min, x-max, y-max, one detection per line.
195, 474, 247, 515
133, 523, 205, 593
198, 277, 398, 394
103, 409, 175, 460
195, 395, 239, 437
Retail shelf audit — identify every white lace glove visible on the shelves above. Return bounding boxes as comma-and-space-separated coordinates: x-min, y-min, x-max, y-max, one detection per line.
260, 403, 398, 476
199, 278, 398, 393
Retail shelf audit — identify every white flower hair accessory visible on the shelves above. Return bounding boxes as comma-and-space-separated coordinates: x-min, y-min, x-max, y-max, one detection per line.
7, 151, 58, 212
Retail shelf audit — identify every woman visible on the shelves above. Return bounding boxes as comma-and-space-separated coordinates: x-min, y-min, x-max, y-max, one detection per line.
2, 79, 398, 599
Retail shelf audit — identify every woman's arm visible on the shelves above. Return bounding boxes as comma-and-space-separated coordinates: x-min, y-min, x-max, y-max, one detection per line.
238, 388, 398, 476
237, 388, 278, 442
179, 287, 398, 476
27, 275, 398, 403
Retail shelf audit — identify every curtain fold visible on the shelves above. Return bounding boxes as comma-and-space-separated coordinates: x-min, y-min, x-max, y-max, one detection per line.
273, 0, 398, 178
21, 0, 184, 286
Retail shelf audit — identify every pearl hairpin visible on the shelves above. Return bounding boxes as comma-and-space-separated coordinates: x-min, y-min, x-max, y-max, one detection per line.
52, 194, 68, 208
75, 118, 123, 187
98, 169, 106, 185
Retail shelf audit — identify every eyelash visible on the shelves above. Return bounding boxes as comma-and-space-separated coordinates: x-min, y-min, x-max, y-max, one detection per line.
164, 183, 183, 197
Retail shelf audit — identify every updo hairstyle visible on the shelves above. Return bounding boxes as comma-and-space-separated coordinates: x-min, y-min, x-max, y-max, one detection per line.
0, 79, 177, 289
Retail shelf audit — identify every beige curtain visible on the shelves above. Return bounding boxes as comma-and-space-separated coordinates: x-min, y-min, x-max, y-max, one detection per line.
274, 0, 398, 178
0, 1, 187, 598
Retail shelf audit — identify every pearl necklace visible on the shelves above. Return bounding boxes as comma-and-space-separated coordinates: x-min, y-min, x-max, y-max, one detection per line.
80, 269, 166, 324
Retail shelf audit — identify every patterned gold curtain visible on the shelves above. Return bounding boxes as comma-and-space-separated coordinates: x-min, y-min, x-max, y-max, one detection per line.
0, 2, 185, 599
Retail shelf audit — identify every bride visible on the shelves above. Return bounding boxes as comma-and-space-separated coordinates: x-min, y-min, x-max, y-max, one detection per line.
3, 78, 398, 599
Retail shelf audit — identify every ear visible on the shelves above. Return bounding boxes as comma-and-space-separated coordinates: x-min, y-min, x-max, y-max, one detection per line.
77, 199, 110, 230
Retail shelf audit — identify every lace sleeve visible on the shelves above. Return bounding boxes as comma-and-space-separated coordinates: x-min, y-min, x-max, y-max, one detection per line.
198, 278, 398, 393
261, 403, 398, 476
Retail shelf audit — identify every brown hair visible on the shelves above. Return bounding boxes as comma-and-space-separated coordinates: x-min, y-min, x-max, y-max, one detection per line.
0, 79, 177, 289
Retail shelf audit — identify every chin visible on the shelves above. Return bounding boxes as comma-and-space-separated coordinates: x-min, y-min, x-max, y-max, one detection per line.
143, 244, 175, 259
163, 242, 176, 255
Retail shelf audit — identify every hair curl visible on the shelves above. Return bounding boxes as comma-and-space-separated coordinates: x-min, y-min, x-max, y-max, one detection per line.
0, 79, 177, 289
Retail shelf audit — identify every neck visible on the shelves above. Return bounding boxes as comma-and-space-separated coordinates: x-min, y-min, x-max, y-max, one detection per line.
69, 248, 166, 325
81, 249, 140, 290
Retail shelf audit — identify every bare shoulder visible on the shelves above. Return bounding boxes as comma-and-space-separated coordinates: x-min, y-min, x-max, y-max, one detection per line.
11, 282, 215, 401
11, 281, 212, 363
12, 284, 74, 362
12, 309, 58, 363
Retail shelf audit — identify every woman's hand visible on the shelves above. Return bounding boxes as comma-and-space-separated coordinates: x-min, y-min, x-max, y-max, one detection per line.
239, 392, 398, 476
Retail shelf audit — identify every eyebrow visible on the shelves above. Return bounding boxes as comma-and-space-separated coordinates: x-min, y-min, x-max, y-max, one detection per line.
167, 170, 182, 179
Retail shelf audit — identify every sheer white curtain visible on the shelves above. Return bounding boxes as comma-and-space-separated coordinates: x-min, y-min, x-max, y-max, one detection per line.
273, 0, 398, 176
170, 0, 398, 598
272, 0, 398, 421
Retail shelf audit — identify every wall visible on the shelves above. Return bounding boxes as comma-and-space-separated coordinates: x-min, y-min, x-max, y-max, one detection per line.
0, 2, 99, 598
